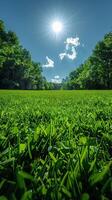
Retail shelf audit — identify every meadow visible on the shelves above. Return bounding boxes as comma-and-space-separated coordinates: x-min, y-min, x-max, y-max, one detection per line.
0, 90, 112, 200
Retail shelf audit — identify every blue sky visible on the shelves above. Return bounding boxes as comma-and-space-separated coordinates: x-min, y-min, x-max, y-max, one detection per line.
0, 0, 112, 82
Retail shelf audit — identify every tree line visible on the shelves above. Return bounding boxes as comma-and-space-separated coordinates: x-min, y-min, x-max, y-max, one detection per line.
63, 32, 112, 89
0, 20, 50, 90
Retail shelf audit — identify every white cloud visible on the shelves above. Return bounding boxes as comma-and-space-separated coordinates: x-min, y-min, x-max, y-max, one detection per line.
54, 75, 60, 79
51, 79, 62, 84
59, 52, 66, 60
59, 36, 80, 61
51, 75, 62, 83
59, 47, 77, 60
65, 37, 80, 47
42, 56, 54, 68
67, 47, 77, 60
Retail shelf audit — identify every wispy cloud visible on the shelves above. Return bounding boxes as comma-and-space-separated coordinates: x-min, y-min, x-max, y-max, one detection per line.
59, 36, 80, 61
59, 47, 77, 60
67, 47, 77, 60
59, 53, 66, 60
65, 37, 80, 47
42, 56, 54, 68
51, 75, 62, 83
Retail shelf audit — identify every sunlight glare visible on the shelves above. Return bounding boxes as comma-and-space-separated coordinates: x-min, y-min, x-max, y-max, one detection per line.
52, 21, 63, 33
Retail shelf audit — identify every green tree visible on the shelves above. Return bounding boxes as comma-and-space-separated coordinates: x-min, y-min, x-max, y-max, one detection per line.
0, 19, 44, 89
65, 32, 112, 90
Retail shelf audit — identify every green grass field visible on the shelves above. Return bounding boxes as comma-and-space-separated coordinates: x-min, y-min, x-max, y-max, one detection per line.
0, 90, 112, 200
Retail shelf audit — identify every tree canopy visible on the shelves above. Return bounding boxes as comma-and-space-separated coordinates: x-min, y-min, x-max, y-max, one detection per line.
0, 20, 46, 89
63, 32, 112, 90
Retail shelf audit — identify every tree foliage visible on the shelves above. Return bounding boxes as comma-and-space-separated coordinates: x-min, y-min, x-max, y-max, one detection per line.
0, 20, 46, 89
64, 32, 112, 89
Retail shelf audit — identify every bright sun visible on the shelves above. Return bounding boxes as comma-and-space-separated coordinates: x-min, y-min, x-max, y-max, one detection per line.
52, 21, 63, 33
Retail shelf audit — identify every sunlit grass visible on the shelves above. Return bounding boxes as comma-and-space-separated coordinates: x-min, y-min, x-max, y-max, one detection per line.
0, 90, 112, 199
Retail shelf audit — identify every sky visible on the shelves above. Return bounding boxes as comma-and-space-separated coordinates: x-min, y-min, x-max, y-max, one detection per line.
0, 0, 112, 82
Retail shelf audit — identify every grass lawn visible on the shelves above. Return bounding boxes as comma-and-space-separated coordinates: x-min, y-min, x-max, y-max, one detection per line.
0, 90, 112, 200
